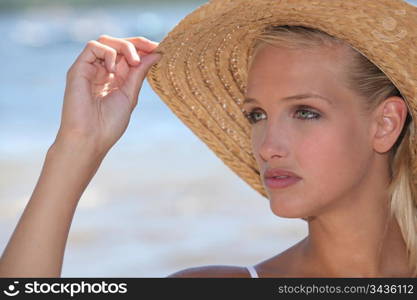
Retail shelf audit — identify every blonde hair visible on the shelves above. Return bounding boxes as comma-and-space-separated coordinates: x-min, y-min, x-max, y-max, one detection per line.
249, 25, 416, 276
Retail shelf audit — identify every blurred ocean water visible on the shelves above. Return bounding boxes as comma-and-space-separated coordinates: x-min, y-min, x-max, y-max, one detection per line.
2, 0, 415, 277
0, 2, 307, 277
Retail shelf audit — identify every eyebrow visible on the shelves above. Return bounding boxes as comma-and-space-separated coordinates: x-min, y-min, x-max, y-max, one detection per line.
243, 93, 333, 106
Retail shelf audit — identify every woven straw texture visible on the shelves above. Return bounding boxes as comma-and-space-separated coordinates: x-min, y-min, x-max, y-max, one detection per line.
146, 0, 417, 199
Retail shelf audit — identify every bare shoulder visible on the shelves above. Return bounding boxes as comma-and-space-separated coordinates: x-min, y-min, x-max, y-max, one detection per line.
166, 239, 307, 278
166, 265, 250, 278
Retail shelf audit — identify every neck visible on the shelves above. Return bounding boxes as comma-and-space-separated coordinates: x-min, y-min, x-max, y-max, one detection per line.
302, 214, 411, 277
301, 157, 412, 277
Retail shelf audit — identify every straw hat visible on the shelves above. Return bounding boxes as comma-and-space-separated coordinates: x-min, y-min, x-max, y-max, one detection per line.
146, 0, 417, 199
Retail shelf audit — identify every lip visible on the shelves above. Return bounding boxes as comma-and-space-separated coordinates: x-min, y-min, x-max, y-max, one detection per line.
263, 168, 301, 179
264, 176, 301, 189
263, 168, 302, 190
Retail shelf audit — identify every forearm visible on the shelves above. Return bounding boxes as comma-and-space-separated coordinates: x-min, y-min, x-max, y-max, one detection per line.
0, 139, 105, 277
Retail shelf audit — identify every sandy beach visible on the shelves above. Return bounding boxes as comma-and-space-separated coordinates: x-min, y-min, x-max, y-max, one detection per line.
0, 145, 307, 277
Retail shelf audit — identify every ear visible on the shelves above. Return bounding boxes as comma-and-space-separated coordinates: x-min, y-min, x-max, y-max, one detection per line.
372, 96, 408, 153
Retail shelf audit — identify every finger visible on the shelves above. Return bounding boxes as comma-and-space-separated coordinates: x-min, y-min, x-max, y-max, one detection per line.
115, 55, 130, 82
71, 40, 117, 77
123, 36, 160, 54
98, 34, 141, 67
92, 60, 108, 80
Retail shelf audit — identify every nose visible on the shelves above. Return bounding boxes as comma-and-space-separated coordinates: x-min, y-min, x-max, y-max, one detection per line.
255, 121, 289, 162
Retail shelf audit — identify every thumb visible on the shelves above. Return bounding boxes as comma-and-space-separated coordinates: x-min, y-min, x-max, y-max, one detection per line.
124, 52, 162, 103
140, 52, 163, 76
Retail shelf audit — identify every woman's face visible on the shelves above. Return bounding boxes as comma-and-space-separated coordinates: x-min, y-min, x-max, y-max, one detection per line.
244, 43, 375, 218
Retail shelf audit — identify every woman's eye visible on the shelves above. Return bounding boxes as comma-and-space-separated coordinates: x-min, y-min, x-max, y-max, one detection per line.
294, 107, 321, 121
243, 109, 266, 124
243, 106, 321, 124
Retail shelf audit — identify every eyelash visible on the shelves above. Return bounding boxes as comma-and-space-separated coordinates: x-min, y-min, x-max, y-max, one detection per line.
243, 105, 321, 124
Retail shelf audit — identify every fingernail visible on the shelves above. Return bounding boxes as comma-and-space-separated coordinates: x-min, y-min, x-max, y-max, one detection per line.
134, 52, 141, 62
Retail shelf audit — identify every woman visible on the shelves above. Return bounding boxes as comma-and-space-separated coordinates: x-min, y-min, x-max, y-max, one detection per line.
0, 0, 416, 277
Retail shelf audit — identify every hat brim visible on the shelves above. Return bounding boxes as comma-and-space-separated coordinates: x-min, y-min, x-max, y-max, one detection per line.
147, 0, 417, 199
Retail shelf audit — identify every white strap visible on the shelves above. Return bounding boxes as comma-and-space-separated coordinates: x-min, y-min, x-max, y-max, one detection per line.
246, 265, 259, 278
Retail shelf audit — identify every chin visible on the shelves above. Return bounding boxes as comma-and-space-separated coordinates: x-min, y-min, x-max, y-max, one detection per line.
268, 195, 312, 219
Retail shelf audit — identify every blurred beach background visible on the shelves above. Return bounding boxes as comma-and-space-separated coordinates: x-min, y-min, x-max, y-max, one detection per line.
1, 0, 414, 277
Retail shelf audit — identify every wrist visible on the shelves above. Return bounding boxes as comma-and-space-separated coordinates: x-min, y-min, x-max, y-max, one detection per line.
48, 135, 107, 164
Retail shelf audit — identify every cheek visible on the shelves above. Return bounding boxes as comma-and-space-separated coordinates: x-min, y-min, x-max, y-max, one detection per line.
299, 120, 370, 195
251, 130, 263, 163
